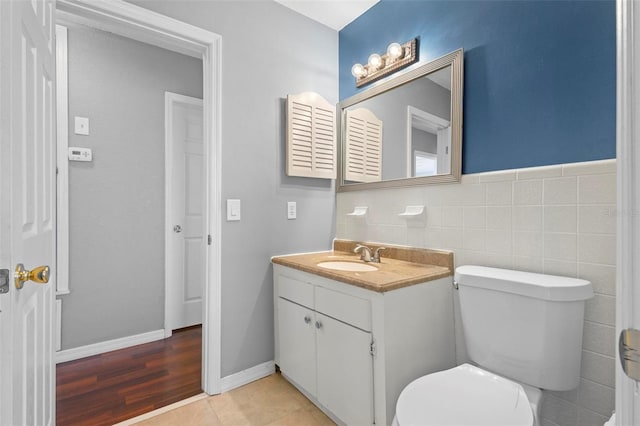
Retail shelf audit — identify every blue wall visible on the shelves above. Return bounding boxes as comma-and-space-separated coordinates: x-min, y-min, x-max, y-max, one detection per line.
339, 0, 616, 174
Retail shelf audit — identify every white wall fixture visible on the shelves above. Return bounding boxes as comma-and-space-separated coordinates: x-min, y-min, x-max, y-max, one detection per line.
227, 199, 241, 221
346, 206, 368, 217
351, 38, 419, 88
74, 116, 90, 135
287, 201, 297, 220
68, 147, 92, 162
398, 205, 426, 227
398, 205, 425, 217
286, 92, 336, 179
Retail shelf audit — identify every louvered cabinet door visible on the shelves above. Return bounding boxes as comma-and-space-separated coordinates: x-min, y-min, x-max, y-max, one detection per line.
286, 92, 336, 179
344, 108, 382, 183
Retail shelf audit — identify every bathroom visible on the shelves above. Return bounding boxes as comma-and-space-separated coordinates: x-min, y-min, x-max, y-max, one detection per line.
0, 0, 625, 425
160, 1, 615, 424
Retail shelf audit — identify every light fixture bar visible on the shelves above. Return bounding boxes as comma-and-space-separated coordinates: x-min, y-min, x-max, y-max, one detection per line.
353, 38, 419, 88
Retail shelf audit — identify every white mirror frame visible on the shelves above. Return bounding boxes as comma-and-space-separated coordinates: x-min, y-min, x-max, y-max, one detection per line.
337, 49, 463, 192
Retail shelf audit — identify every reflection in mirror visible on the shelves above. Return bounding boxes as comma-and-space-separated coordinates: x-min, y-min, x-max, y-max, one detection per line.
344, 108, 382, 183
338, 49, 463, 191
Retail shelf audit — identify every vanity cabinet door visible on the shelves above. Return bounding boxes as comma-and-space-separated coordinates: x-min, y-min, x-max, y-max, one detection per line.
277, 297, 316, 395
316, 313, 374, 425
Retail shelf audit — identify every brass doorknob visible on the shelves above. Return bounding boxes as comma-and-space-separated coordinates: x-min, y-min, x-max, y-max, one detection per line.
15, 264, 49, 290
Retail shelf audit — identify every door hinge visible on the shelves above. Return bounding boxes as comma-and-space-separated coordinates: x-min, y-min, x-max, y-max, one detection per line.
207, 234, 212, 245
620, 328, 640, 381
370, 340, 376, 357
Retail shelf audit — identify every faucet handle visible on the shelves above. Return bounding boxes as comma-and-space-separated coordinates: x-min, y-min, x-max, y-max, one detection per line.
373, 247, 386, 263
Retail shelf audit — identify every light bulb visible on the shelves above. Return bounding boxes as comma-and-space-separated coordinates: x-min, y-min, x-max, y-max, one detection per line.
351, 63, 367, 78
368, 53, 383, 70
387, 42, 404, 60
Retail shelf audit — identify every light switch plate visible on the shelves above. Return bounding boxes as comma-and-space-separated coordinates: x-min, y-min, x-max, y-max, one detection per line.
74, 116, 89, 135
287, 201, 296, 220
227, 199, 241, 221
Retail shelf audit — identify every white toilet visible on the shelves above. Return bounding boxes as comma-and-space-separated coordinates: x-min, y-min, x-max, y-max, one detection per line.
394, 265, 593, 426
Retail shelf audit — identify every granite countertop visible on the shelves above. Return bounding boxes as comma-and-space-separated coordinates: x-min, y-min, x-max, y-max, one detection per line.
271, 240, 454, 293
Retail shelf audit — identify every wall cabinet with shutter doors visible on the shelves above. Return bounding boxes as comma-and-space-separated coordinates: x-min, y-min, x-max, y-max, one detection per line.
286, 92, 336, 179
273, 265, 456, 425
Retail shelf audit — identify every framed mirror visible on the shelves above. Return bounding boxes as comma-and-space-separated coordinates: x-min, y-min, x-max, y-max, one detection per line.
337, 49, 463, 191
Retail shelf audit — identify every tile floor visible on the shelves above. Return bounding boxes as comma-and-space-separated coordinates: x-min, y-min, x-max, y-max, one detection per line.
124, 373, 336, 426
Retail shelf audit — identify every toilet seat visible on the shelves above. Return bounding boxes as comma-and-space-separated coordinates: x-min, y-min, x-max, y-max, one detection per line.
395, 364, 534, 426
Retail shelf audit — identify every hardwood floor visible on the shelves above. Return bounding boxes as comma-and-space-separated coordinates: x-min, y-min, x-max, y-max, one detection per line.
57, 326, 202, 426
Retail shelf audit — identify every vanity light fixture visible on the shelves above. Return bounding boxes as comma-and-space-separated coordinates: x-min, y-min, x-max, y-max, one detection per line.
351, 38, 419, 88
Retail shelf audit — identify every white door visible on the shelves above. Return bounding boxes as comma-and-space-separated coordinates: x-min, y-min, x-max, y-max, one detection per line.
617, 0, 640, 424
166, 93, 204, 333
0, 0, 56, 425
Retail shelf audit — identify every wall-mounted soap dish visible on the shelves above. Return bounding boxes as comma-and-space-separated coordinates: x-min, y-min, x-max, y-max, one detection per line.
398, 205, 425, 227
346, 206, 368, 217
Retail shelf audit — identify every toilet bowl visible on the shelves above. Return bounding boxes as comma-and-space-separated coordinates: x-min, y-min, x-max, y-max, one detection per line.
393, 266, 592, 426
394, 364, 541, 426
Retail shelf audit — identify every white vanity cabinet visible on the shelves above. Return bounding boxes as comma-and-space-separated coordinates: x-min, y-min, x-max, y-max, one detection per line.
273, 264, 455, 426
276, 273, 374, 425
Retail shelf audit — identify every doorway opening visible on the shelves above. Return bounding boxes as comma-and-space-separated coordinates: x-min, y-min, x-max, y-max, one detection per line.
55, 22, 206, 422
53, 0, 222, 423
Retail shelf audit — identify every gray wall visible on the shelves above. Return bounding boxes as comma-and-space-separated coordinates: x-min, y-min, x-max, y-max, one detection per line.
346, 76, 450, 180
413, 129, 437, 155
62, 24, 203, 349
127, 0, 338, 377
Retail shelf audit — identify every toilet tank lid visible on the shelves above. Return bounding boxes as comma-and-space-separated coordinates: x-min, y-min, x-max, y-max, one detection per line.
455, 265, 593, 301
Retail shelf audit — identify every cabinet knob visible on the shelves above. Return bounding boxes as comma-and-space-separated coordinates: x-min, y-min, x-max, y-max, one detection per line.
315, 320, 322, 329
304, 316, 311, 324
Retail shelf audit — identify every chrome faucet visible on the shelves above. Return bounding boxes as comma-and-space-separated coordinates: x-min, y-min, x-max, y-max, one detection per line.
372, 247, 386, 263
354, 245, 386, 263
354, 244, 373, 262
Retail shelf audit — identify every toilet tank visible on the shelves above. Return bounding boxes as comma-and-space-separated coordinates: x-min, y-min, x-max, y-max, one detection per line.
455, 265, 593, 391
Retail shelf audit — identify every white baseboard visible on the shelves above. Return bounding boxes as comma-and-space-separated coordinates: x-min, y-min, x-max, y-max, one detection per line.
56, 329, 165, 364
220, 360, 275, 393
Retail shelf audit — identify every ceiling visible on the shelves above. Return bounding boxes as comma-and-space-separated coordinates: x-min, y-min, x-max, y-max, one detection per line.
274, 0, 379, 31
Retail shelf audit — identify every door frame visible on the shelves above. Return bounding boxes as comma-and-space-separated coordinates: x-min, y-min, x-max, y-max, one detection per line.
56, 0, 222, 394
616, 0, 639, 423
405, 105, 450, 178
164, 92, 204, 338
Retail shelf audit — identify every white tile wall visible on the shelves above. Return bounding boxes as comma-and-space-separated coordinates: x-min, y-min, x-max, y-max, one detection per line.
336, 159, 616, 426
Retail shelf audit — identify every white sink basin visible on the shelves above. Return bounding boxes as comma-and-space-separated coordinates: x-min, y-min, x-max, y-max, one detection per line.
317, 261, 378, 272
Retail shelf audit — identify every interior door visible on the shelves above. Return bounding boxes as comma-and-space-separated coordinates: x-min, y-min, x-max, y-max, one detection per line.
617, 0, 640, 424
0, 0, 57, 425
166, 93, 204, 332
